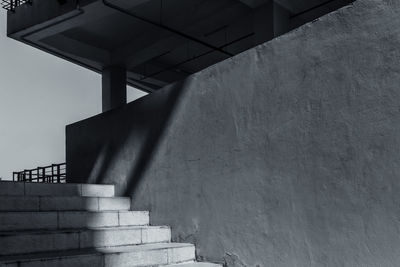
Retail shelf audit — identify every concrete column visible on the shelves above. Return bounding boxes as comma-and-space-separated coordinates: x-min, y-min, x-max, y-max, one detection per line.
102, 66, 127, 112
254, 1, 291, 45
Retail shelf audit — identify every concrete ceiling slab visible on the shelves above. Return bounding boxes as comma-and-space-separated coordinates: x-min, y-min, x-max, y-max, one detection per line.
237, 0, 270, 8
237, 0, 345, 14
275, 0, 344, 14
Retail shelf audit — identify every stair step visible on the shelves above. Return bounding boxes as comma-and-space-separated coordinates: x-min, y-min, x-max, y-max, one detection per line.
0, 196, 130, 211
0, 226, 171, 256
0, 243, 195, 267
0, 211, 149, 231
166, 263, 222, 267
0, 182, 218, 266
0, 182, 114, 197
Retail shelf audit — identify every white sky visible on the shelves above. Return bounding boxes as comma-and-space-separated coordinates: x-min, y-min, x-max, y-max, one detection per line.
0, 10, 146, 180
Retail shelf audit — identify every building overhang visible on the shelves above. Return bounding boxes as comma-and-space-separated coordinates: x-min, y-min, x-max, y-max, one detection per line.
6, 0, 354, 93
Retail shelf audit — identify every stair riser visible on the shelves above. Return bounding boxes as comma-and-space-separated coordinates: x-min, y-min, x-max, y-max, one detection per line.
0, 211, 149, 231
0, 246, 195, 267
0, 182, 24, 196
0, 228, 171, 256
105, 246, 195, 267
0, 182, 114, 197
0, 196, 131, 212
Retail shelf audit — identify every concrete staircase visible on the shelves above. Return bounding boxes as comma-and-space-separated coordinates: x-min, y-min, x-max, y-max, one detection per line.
0, 182, 220, 267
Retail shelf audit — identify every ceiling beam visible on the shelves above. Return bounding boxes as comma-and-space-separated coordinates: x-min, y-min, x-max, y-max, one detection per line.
112, 1, 246, 69
41, 34, 111, 63
237, 0, 295, 13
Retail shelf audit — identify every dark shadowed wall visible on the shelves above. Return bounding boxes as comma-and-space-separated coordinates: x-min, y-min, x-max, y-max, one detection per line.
66, 1, 400, 266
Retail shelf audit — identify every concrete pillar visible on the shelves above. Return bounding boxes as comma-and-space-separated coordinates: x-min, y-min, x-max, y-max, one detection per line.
102, 66, 127, 112
254, 1, 291, 45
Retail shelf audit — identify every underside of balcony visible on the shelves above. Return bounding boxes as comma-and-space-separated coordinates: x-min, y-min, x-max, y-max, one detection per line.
6, 0, 354, 93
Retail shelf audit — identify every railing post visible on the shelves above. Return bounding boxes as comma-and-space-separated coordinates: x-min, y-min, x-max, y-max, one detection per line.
51, 165, 55, 183
64, 164, 67, 183
57, 164, 61, 183
40, 167, 44, 183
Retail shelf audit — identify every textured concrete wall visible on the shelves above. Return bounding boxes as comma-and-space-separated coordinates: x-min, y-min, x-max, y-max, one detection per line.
66, 1, 400, 266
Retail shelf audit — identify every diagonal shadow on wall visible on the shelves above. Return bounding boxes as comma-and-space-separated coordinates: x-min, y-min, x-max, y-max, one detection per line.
66, 78, 190, 197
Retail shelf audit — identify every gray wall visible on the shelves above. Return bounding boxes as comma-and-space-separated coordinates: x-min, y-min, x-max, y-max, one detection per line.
66, 1, 400, 266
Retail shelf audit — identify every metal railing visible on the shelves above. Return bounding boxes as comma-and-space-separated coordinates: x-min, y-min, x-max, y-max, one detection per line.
1, 0, 31, 12
13, 163, 66, 183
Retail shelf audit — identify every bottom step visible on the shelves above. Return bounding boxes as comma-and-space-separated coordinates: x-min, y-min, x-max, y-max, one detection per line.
0, 243, 194, 267
167, 263, 222, 267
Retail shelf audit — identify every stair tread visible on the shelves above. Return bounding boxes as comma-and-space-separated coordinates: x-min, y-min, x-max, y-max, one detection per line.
0, 243, 193, 262
0, 210, 150, 231
0, 182, 115, 197
0, 196, 129, 199
0, 225, 170, 236
0, 181, 115, 186
0, 210, 145, 214
0, 195, 131, 211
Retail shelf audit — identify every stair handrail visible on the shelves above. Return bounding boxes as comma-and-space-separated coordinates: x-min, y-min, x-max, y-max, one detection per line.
13, 163, 66, 183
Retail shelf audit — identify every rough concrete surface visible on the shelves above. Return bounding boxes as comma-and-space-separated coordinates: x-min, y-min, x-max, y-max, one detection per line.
67, 0, 400, 266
